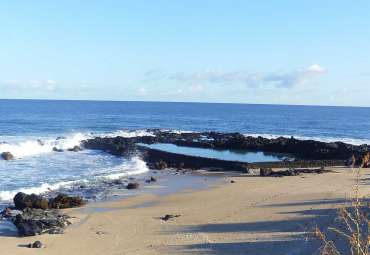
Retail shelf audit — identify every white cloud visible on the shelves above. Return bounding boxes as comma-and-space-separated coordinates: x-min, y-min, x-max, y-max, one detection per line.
136, 87, 148, 96
170, 64, 327, 88
306, 64, 326, 73
1, 79, 57, 91
189, 84, 204, 92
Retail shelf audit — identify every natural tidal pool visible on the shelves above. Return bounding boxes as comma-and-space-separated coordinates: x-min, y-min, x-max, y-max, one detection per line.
138, 143, 294, 163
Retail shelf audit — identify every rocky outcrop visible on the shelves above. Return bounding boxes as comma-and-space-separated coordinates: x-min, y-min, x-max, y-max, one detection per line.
28, 241, 44, 248
82, 136, 137, 157
13, 192, 85, 210
260, 168, 273, 176
81, 130, 368, 171
49, 194, 86, 209
53, 147, 63, 152
67, 145, 82, 152
12, 208, 70, 236
14, 193, 49, 210
126, 182, 140, 189
1, 151, 14, 160
83, 130, 369, 161
259, 167, 333, 177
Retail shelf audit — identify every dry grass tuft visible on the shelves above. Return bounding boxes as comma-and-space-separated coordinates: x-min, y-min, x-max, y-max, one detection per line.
313, 159, 370, 255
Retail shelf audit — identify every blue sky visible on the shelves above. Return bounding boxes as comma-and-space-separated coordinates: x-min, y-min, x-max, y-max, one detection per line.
0, 1, 369, 106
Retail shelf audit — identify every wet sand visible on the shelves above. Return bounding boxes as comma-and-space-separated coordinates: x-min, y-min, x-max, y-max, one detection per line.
0, 167, 368, 255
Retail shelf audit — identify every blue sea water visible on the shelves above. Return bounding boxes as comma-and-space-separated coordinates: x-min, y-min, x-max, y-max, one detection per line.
0, 99, 370, 201
139, 143, 293, 162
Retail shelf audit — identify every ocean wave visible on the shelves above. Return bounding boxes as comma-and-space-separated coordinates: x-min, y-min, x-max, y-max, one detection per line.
98, 156, 149, 180
0, 133, 88, 158
0, 180, 76, 201
0, 157, 149, 201
0, 129, 154, 159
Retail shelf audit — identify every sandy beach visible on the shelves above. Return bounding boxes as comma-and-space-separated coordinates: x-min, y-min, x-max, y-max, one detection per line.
0, 167, 367, 255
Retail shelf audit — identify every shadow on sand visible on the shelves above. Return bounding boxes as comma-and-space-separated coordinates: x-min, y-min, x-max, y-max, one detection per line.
163, 198, 358, 255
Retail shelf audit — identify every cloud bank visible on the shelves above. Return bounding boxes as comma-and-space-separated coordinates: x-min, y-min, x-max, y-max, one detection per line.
169, 64, 326, 88
0, 79, 57, 91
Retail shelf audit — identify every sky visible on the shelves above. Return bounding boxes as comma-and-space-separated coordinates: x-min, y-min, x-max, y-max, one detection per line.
0, 1, 369, 106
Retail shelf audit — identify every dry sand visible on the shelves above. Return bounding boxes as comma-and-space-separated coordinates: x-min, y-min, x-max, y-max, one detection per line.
1, 167, 368, 255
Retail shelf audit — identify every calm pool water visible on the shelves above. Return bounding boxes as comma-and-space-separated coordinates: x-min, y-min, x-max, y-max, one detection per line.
139, 143, 293, 163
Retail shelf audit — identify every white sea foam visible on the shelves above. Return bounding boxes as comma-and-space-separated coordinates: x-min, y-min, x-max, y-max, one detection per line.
102, 129, 154, 138
244, 133, 370, 146
100, 156, 149, 180
0, 180, 76, 201
0, 133, 89, 158
0, 157, 149, 201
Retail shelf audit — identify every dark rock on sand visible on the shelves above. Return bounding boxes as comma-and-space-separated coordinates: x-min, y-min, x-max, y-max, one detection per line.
49, 194, 86, 209
1, 151, 14, 160
126, 182, 140, 189
260, 168, 273, 176
13, 208, 70, 236
259, 167, 333, 177
28, 241, 43, 248
14, 192, 49, 210
160, 214, 181, 221
14, 192, 86, 210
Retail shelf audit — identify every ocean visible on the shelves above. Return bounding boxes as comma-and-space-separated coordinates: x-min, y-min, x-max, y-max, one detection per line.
1, 99, 370, 202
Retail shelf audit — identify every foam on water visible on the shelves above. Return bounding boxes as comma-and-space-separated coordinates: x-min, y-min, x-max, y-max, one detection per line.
102, 129, 154, 138
0, 130, 154, 202
244, 133, 370, 146
0, 156, 149, 201
0, 127, 368, 203
100, 156, 149, 180
0, 133, 88, 158
0, 130, 154, 159
0, 180, 76, 201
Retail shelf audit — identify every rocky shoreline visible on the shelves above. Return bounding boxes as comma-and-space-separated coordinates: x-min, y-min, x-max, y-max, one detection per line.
82, 130, 369, 171
1, 130, 369, 242
1, 193, 86, 237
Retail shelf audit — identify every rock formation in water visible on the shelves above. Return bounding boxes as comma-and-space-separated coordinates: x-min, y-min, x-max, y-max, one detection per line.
1, 151, 14, 160
82, 130, 368, 171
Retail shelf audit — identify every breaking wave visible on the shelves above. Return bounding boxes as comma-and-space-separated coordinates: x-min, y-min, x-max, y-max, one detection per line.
0, 157, 149, 201
0, 129, 154, 159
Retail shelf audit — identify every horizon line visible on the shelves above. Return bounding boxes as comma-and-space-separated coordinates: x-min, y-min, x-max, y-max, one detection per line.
0, 97, 369, 109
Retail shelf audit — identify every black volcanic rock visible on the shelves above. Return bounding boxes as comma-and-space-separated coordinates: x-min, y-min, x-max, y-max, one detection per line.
28, 241, 44, 248
1, 151, 14, 160
13, 208, 70, 236
259, 167, 333, 177
13, 192, 86, 210
126, 182, 140, 189
81, 130, 368, 171
82, 131, 366, 160
260, 168, 273, 176
14, 193, 49, 210
49, 194, 86, 209
67, 145, 82, 152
